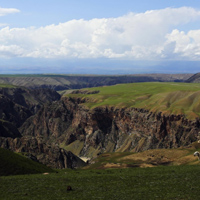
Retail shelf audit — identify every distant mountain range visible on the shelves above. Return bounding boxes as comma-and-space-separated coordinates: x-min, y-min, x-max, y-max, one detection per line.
0, 73, 193, 90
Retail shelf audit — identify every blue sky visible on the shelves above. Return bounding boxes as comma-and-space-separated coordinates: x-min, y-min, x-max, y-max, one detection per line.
0, 0, 200, 74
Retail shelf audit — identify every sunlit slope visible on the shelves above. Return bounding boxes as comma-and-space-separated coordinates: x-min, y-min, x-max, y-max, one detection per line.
66, 82, 200, 119
84, 146, 200, 170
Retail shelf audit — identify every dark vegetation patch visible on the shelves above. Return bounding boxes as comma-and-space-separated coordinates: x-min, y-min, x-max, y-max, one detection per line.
0, 148, 54, 176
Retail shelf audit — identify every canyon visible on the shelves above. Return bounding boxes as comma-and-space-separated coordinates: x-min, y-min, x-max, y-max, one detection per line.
1, 73, 200, 169
19, 97, 200, 159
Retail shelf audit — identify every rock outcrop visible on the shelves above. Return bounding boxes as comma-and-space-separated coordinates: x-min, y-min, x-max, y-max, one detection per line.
0, 94, 32, 128
0, 87, 61, 114
0, 87, 86, 169
0, 120, 21, 138
0, 137, 86, 169
20, 97, 200, 158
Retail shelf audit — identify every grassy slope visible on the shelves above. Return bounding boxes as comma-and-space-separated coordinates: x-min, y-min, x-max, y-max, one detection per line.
85, 144, 200, 170
1, 165, 200, 200
0, 148, 54, 176
66, 82, 200, 119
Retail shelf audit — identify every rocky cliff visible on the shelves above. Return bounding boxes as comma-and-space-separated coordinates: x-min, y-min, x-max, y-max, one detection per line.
20, 97, 200, 158
0, 87, 61, 139
0, 87, 86, 169
0, 137, 86, 169
0, 87, 61, 115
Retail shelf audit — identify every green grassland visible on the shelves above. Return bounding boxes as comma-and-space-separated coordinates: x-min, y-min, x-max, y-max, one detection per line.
1, 146, 200, 199
1, 165, 200, 200
66, 82, 200, 119
0, 148, 54, 176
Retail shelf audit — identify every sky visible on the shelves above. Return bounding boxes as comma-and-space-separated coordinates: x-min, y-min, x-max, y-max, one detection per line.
0, 0, 200, 74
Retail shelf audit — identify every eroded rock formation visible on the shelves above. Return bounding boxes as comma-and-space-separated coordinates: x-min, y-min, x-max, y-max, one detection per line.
0, 137, 86, 169
20, 97, 200, 158
0, 88, 86, 169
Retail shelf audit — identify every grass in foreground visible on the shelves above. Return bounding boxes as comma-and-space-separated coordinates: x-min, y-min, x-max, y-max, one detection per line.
66, 82, 200, 119
1, 165, 200, 200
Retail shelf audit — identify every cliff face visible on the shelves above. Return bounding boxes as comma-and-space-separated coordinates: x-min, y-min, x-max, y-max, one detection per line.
0, 87, 61, 114
20, 97, 200, 158
0, 120, 21, 138
0, 137, 86, 169
0, 88, 86, 169
0, 94, 32, 128
0, 87, 61, 138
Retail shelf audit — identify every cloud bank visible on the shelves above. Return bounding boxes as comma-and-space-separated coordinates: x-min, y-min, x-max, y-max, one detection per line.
0, 7, 200, 61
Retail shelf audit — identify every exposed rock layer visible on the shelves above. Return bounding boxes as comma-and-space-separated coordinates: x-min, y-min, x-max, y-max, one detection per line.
0, 137, 86, 169
20, 97, 200, 158
0, 87, 61, 115
0, 88, 86, 169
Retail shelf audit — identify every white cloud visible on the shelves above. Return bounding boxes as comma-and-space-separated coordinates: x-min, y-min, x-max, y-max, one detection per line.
0, 7, 200, 60
165, 29, 200, 59
0, 7, 20, 16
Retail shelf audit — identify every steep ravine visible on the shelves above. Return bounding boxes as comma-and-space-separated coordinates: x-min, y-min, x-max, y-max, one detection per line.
0, 88, 86, 169
20, 97, 200, 158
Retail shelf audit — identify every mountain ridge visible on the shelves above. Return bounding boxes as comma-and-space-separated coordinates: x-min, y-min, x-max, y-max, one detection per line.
0, 73, 192, 90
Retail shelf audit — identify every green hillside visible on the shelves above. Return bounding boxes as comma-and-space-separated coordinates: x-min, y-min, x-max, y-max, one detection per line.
0, 148, 54, 176
66, 82, 200, 119
85, 146, 200, 169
